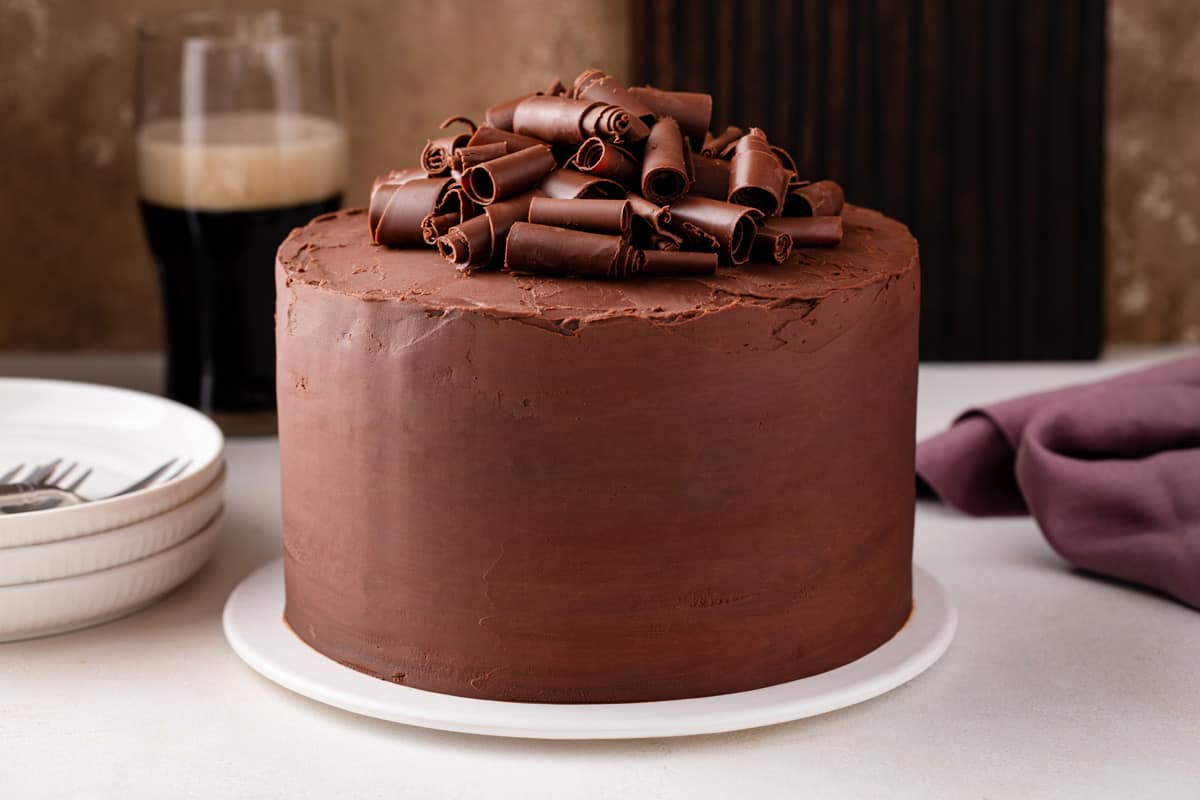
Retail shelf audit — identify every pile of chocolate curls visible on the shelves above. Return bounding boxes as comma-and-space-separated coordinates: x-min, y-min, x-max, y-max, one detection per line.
368, 69, 845, 280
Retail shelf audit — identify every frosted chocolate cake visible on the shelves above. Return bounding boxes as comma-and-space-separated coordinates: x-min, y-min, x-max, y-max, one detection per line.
276, 70, 920, 703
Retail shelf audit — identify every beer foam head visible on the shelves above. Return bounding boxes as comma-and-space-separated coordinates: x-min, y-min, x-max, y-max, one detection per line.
137, 111, 348, 211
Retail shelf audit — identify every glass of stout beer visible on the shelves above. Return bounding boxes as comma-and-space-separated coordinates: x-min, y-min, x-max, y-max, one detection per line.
135, 10, 347, 435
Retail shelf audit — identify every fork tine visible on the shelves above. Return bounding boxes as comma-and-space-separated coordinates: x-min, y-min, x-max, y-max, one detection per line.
0, 463, 24, 483
51, 462, 77, 486
110, 458, 176, 497
165, 460, 192, 482
65, 467, 92, 492
25, 459, 61, 486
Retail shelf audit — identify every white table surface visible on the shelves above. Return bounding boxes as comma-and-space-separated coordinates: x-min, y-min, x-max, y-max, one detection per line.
1, 347, 1197, 799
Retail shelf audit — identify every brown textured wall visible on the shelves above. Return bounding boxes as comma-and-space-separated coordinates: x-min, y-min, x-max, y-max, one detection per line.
1108, 0, 1200, 344
0, 0, 629, 349
0, 0, 1196, 349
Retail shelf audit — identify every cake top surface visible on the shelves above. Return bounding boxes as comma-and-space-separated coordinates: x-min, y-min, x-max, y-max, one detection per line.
278, 204, 917, 324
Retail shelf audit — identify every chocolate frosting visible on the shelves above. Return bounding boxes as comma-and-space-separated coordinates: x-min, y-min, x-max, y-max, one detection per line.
276, 205, 919, 702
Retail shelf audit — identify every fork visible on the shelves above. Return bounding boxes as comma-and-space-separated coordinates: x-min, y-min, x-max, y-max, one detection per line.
0, 459, 189, 515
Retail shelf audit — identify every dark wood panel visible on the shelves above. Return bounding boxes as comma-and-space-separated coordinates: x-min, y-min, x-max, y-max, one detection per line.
631, 0, 1106, 360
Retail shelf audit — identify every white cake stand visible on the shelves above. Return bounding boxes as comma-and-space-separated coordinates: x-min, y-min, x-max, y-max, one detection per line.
223, 559, 955, 739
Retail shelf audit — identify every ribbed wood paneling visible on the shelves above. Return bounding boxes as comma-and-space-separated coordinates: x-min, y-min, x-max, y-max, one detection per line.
632, 0, 1106, 360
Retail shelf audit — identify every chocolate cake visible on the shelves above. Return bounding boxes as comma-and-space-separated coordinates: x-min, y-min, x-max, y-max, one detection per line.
276, 71, 920, 703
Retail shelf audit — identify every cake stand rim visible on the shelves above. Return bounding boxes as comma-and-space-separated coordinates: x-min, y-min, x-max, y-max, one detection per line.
222, 559, 956, 740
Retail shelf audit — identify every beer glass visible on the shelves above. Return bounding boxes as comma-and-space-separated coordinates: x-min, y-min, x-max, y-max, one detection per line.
135, 10, 347, 435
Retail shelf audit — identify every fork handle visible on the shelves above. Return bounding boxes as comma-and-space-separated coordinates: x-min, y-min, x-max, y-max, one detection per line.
0, 486, 83, 514
0, 483, 48, 497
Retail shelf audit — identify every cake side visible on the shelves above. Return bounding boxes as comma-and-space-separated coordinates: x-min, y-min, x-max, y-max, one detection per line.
277, 208, 919, 702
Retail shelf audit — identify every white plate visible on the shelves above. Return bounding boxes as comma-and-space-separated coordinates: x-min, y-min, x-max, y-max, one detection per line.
224, 561, 956, 739
0, 378, 224, 548
0, 466, 224, 586
0, 508, 223, 643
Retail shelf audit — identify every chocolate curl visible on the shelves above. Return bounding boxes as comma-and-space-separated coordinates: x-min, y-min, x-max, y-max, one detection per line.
441, 115, 477, 133
677, 221, 721, 252
485, 94, 535, 131
461, 144, 556, 205
483, 190, 541, 251
702, 126, 744, 158
641, 117, 691, 205
420, 117, 475, 176
467, 125, 546, 153
752, 228, 794, 264
512, 95, 644, 145
784, 180, 846, 216
641, 249, 719, 276
765, 216, 843, 248
450, 142, 509, 173
545, 77, 567, 96
572, 137, 641, 189
540, 169, 626, 200
439, 182, 474, 218
371, 177, 453, 246
626, 193, 672, 233
369, 169, 429, 233
771, 145, 801, 185
627, 86, 713, 145
647, 229, 684, 251
668, 196, 759, 264
727, 128, 790, 216
421, 212, 459, 245
682, 138, 696, 188
421, 184, 475, 244
528, 197, 632, 236
572, 68, 656, 125
371, 168, 427, 193
587, 103, 650, 141
437, 215, 492, 273
689, 153, 731, 199
437, 190, 541, 273
505, 222, 643, 279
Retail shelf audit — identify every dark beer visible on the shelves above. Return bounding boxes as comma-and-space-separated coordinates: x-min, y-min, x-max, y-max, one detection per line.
137, 112, 346, 433
139, 197, 339, 412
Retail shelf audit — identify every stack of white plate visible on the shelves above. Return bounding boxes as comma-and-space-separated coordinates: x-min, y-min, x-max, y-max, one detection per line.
0, 378, 225, 642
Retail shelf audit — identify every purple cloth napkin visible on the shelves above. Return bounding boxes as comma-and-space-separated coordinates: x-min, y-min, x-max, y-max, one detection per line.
916, 354, 1200, 609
